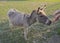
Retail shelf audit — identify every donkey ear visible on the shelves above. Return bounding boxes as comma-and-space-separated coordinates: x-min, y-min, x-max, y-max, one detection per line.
38, 7, 40, 10
39, 4, 46, 11
37, 7, 43, 12
31, 10, 36, 15
44, 4, 46, 7
37, 7, 40, 13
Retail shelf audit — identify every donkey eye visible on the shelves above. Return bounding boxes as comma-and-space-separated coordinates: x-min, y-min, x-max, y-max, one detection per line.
40, 15, 43, 17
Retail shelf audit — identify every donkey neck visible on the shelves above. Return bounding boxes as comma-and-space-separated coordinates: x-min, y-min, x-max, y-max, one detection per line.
27, 13, 37, 26
27, 16, 36, 26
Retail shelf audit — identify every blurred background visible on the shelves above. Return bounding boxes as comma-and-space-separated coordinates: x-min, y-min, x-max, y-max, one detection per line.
0, 0, 60, 43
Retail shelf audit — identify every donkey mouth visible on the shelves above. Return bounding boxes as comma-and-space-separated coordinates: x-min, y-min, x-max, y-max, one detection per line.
45, 20, 52, 25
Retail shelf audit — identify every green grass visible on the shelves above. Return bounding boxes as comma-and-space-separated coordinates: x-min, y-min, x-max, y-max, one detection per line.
0, 0, 60, 2
29, 0, 60, 2
0, 1, 60, 43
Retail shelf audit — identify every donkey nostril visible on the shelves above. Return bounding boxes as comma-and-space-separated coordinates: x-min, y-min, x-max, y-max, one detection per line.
47, 20, 51, 25
45, 20, 51, 25
40, 16, 43, 17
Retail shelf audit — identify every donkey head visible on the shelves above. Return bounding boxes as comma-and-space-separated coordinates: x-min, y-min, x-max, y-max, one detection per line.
36, 6, 52, 25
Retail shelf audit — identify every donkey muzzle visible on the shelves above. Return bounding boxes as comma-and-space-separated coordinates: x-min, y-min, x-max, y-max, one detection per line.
45, 19, 52, 25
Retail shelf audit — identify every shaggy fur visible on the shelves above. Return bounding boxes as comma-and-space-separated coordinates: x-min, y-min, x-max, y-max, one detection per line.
7, 8, 51, 40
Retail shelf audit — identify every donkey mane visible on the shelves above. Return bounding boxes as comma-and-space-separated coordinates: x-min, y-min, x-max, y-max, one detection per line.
27, 10, 37, 26
29, 10, 36, 18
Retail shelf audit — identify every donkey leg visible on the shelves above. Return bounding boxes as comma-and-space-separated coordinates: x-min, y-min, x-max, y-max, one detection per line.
9, 21, 16, 31
24, 28, 28, 40
9, 22, 13, 28
9, 20, 14, 28
23, 20, 29, 40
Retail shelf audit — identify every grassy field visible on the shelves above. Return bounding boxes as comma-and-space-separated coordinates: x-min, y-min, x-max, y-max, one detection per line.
0, 1, 60, 43
0, 0, 60, 2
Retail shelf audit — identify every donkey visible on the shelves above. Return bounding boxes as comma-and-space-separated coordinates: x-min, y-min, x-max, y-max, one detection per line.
7, 7, 52, 40
37, 6, 60, 25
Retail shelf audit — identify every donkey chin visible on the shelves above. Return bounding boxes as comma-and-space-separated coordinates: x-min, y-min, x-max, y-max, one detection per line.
45, 19, 52, 25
